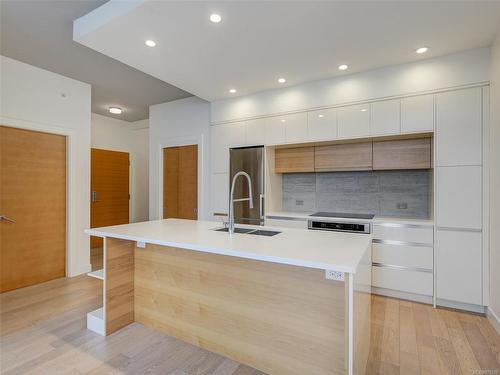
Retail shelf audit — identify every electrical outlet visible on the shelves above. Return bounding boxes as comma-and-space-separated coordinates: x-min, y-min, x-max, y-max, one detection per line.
397, 202, 408, 209
325, 270, 345, 281
136, 241, 146, 248
295, 199, 304, 206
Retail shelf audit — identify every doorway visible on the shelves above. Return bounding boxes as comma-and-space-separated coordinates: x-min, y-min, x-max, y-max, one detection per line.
0, 126, 66, 292
90, 148, 129, 270
163, 145, 198, 219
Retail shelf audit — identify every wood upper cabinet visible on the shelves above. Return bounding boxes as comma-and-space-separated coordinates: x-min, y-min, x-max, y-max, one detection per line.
314, 142, 372, 172
373, 138, 432, 170
275, 146, 315, 173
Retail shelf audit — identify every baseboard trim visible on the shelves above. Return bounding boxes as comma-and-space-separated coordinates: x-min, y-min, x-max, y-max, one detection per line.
371, 286, 433, 304
486, 307, 500, 334
437, 298, 486, 314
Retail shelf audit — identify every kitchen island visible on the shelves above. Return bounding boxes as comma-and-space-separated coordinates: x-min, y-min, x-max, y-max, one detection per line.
85, 219, 372, 375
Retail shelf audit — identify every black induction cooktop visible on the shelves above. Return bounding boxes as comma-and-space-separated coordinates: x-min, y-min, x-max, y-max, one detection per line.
309, 212, 375, 220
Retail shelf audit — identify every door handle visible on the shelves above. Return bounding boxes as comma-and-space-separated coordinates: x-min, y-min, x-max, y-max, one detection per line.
91, 191, 98, 203
0, 215, 15, 223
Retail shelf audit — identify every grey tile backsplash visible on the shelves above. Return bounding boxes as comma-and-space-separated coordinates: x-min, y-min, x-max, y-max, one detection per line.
283, 170, 432, 219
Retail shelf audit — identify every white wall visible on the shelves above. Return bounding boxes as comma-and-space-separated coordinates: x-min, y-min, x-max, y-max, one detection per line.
90, 113, 149, 223
489, 34, 500, 332
149, 96, 210, 220
211, 48, 490, 123
0, 55, 91, 276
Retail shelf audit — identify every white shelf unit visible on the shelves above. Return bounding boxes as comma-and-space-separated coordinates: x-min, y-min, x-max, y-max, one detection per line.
87, 269, 104, 280
87, 307, 104, 335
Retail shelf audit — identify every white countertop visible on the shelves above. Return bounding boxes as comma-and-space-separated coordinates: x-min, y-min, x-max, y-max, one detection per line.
266, 211, 434, 226
86, 219, 372, 274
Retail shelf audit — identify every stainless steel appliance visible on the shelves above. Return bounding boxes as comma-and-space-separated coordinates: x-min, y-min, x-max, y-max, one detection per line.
308, 218, 371, 234
229, 146, 264, 225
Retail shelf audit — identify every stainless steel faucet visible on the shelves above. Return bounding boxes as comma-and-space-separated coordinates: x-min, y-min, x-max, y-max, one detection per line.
228, 171, 253, 234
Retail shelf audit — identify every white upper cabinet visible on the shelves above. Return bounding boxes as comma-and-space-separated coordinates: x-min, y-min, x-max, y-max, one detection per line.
437, 230, 482, 305
436, 88, 482, 166
265, 116, 287, 145
436, 166, 482, 230
284, 112, 308, 144
370, 99, 400, 136
337, 104, 370, 139
401, 94, 434, 134
211, 122, 246, 173
307, 108, 337, 141
245, 118, 266, 146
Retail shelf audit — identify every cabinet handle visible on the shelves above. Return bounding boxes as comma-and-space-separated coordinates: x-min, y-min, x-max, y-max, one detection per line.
0, 215, 15, 223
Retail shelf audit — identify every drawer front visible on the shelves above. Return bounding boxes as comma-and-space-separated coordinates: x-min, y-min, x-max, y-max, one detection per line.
372, 243, 433, 270
373, 223, 433, 245
265, 218, 308, 229
372, 266, 433, 296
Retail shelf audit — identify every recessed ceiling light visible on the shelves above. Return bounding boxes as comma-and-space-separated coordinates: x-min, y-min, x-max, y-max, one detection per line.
210, 14, 222, 23
416, 47, 428, 54
277, 78, 286, 83
318, 114, 324, 118
360, 108, 367, 112
338, 64, 348, 71
280, 119, 286, 123
109, 107, 122, 114
145, 40, 156, 47
229, 89, 237, 94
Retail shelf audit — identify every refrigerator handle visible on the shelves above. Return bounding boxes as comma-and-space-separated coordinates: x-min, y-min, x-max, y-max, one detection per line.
259, 193, 265, 225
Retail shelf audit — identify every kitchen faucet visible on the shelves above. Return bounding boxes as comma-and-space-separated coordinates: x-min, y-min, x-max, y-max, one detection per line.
228, 171, 253, 234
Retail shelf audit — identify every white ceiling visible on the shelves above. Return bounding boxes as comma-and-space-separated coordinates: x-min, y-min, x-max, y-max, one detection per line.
74, 1, 500, 102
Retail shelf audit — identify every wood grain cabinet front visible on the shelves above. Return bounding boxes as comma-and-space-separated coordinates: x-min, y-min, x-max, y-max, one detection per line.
372, 137, 432, 170
275, 146, 315, 173
314, 142, 372, 172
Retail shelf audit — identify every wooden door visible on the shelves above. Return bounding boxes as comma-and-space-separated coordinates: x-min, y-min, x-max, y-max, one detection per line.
314, 142, 373, 172
372, 138, 432, 170
275, 146, 315, 173
163, 145, 197, 220
90, 149, 129, 248
0, 126, 66, 292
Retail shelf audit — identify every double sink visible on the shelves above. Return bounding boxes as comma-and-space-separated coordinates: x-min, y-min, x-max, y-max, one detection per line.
214, 227, 281, 237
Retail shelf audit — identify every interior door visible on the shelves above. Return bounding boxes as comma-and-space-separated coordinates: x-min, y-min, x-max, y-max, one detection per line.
90, 148, 130, 248
0, 126, 66, 292
163, 145, 198, 220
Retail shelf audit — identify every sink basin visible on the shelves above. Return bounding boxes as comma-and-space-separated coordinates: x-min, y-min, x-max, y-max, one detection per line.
213, 227, 281, 236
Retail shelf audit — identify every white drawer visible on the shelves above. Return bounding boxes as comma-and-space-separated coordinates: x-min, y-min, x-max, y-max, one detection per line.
372, 243, 433, 270
265, 218, 308, 229
372, 266, 433, 296
373, 223, 433, 245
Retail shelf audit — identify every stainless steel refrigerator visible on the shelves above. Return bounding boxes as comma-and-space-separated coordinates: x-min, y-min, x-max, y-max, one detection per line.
229, 146, 264, 225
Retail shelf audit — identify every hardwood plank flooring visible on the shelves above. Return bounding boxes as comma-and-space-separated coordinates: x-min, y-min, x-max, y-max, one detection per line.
1, 276, 499, 375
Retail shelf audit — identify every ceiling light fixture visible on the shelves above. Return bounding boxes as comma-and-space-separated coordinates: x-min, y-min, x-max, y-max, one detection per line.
360, 108, 367, 112
280, 119, 286, 123
145, 40, 156, 47
109, 107, 122, 114
229, 89, 237, 94
277, 78, 286, 83
416, 47, 428, 54
338, 64, 348, 71
210, 14, 222, 23
318, 114, 324, 118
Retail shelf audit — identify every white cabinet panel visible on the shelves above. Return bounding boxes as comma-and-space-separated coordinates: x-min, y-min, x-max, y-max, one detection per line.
370, 99, 400, 136
284, 113, 308, 143
372, 267, 433, 296
307, 108, 337, 141
436, 88, 482, 166
401, 94, 434, 133
245, 118, 266, 146
265, 116, 286, 145
436, 230, 482, 305
265, 218, 308, 229
436, 166, 482, 230
337, 104, 370, 138
373, 224, 433, 245
210, 122, 246, 173
211, 173, 228, 216
372, 243, 433, 270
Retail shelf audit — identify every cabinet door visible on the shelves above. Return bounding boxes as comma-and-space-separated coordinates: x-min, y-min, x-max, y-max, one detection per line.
373, 138, 431, 170
436, 88, 482, 166
275, 146, 314, 173
265, 116, 286, 145
436, 166, 482, 230
401, 94, 434, 134
245, 118, 266, 146
210, 122, 246, 173
284, 113, 308, 144
211, 173, 229, 216
437, 230, 482, 305
307, 108, 337, 141
337, 104, 370, 139
315, 142, 372, 172
370, 99, 400, 136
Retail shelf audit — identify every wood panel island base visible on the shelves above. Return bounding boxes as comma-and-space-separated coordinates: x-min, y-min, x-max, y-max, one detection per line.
86, 219, 372, 375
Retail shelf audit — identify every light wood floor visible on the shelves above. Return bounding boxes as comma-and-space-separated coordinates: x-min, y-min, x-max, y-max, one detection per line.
1, 275, 499, 375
